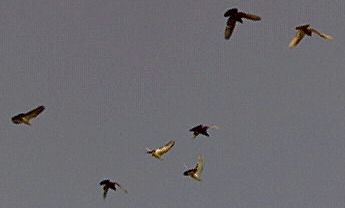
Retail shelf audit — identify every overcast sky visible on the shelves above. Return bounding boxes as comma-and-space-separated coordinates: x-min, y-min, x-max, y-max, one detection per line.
1, 0, 345, 208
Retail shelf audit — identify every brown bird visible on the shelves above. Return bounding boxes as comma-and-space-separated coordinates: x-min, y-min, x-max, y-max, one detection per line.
183, 155, 204, 181
224, 8, 261, 40
189, 124, 218, 138
146, 140, 175, 160
289, 24, 333, 48
11, 106, 45, 125
99, 179, 128, 199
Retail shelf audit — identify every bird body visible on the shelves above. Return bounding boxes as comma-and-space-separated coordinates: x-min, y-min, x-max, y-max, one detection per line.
183, 155, 204, 181
224, 8, 261, 40
99, 179, 127, 199
289, 24, 333, 48
11, 106, 45, 125
146, 140, 175, 160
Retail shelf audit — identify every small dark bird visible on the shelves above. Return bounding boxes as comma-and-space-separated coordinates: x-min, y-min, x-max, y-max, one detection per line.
189, 124, 218, 138
11, 106, 45, 125
183, 155, 204, 181
99, 179, 128, 199
289, 24, 333, 48
223, 8, 261, 40
146, 140, 175, 160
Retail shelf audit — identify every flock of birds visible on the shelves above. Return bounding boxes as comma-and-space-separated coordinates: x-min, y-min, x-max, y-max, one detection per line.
10, 105, 218, 198
223, 8, 333, 47
10, 7, 334, 200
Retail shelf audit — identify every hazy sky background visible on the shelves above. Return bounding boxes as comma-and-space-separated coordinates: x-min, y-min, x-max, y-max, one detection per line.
1, 0, 345, 207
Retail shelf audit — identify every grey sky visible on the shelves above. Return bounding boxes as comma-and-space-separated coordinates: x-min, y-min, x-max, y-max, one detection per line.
1, 0, 345, 207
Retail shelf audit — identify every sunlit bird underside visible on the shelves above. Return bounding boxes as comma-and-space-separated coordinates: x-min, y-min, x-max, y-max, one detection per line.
289, 24, 333, 48
11, 105, 45, 126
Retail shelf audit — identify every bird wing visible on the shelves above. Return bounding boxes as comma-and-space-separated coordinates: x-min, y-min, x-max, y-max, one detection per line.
115, 182, 128, 194
239, 12, 261, 21
310, 27, 333, 40
224, 17, 236, 40
23, 106, 45, 121
192, 131, 200, 138
155, 140, 175, 156
209, 125, 219, 130
99, 179, 110, 186
190, 125, 202, 132
289, 30, 305, 48
102, 186, 109, 199
194, 155, 204, 178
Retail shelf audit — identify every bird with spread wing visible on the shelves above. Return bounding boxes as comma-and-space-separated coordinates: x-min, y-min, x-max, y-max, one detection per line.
146, 140, 175, 160
183, 155, 204, 181
99, 179, 128, 199
189, 124, 218, 138
11, 105, 45, 126
289, 24, 333, 48
224, 8, 261, 40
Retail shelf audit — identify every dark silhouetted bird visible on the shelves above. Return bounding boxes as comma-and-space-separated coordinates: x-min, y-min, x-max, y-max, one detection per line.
183, 155, 204, 181
146, 140, 175, 160
224, 8, 261, 40
99, 179, 128, 199
289, 24, 333, 48
189, 124, 218, 138
11, 106, 45, 125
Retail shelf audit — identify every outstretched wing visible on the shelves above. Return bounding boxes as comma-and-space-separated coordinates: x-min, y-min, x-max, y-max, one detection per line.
23, 106, 45, 121
102, 186, 109, 199
289, 30, 305, 48
310, 27, 333, 40
190, 125, 202, 132
239, 12, 261, 21
115, 182, 128, 194
194, 155, 204, 179
224, 17, 236, 40
99, 179, 110, 186
155, 140, 175, 156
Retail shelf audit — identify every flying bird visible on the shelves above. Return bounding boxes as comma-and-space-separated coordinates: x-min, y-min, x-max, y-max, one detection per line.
289, 24, 333, 48
183, 155, 204, 181
223, 8, 261, 40
189, 124, 218, 138
11, 105, 45, 125
99, 179, 128, 199
146, 140, 175, 160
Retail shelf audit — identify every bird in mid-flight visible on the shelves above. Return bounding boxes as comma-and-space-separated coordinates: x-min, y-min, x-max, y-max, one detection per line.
289, 24, 333, 48
189, 124, 218, 138
224, 8, 261, 40
99, 179, 128, 199
146, 140, 175, 160
11, 105, 45, 126
183, 155, 204, 181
